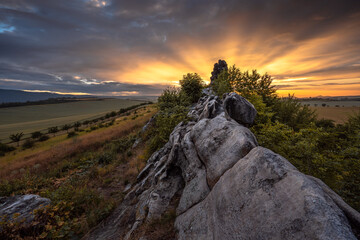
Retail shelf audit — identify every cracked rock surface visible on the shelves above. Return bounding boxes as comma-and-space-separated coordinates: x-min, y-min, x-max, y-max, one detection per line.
0, 194, 50, 224
85, 92, 360, 240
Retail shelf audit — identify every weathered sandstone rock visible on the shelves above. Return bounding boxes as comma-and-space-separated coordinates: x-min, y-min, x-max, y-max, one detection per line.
175, 147, 358, 240
0, 194, 50, 224
223, 92, 257, 126
85, 92, 360, 240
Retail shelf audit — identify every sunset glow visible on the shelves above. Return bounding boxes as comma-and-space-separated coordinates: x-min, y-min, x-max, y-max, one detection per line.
0, 1, 359, 97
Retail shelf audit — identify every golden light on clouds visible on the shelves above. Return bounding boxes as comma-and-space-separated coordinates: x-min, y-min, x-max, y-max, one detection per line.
103, 26, 360, 97
1, 0, 359, 97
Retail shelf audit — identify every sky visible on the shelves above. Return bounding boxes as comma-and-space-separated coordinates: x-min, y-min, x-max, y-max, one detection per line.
0, 0, 360, 97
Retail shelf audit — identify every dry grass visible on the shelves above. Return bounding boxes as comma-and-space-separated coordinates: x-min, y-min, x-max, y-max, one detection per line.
311, 106, 360, 124
0, 107, 156, 180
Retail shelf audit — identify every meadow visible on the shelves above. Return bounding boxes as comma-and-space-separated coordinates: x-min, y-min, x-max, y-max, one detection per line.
0, 98, 145, 141
299, 100, 360, 123
0, 105, 158, 238
311, 106, 360, 124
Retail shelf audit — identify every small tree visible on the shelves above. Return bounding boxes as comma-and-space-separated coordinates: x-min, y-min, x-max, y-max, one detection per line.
179, 73, 204, 104
48, 126, 59, 137
9, 132, 24, 146
211, 64, 277, 106
158, 87, 183, 110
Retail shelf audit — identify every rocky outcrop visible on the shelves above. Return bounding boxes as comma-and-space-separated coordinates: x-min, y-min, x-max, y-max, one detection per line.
210, 59, 228, 84
0, 194, 50, 224
176, 147, 357, 240
85, 92, 360, 240
223, 92, 257, 126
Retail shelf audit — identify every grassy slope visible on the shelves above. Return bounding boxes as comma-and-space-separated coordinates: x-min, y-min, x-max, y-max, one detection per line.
0, 105, 157, 238
0, 106, 155, 179
0, 99, 145, 140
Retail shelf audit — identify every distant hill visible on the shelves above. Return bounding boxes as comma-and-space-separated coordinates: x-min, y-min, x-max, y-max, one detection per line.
0, 89, 91, 103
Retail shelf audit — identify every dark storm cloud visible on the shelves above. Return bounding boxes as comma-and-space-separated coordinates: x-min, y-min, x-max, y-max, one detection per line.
0, 0, 360, 95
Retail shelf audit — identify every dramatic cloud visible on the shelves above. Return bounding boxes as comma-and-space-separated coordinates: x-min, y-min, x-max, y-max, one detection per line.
0, 0, 359, 96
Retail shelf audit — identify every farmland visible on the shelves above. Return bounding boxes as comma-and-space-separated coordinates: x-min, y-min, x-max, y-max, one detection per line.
300, 100, 360, 107
0, 98, 146, 141
299, 100, 360, 123
310, 106, 360, 124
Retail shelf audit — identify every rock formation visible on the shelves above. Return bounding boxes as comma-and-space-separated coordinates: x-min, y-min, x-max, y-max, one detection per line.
0, 194, 50, 224
85, 92, 360, 240
210, 59, 228, 84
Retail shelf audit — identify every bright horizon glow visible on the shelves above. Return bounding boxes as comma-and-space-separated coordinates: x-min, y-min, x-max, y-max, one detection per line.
23, 89, 91, 96
0, 1, 359, 97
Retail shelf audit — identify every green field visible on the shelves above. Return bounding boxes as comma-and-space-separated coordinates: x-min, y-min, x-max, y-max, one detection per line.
0, 98, 145, 141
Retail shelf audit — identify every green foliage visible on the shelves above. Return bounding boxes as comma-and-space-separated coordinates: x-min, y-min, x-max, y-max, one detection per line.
157, 87, 185, 111
316, 118, 335, 129
252, 115, 360, 211
0, 127, 144, 238
211, 69, 233, 97
110, 136, 136, 154
179, 73, 205, 103
246, 94, 274, 125
209, 60, 358, 211
272, 95, 316, 130
144, 106, 188, 157
212, 65, 276, 105
0, 201, 83, 239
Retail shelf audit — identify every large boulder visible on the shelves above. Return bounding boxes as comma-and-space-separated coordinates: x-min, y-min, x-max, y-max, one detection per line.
175, 147, 358, 240
223, 92, 257, 126
191, 114, 258, 188
198, 95, 223, 120
0, 194, 50, 224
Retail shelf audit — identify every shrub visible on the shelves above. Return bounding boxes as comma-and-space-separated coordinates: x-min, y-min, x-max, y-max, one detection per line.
96, 152, 114, 165
144, 106, 188, 157
0, 142, 15, 156
61, 124, 72, 133
38, 135, 50, 142
48, 127, 59, 136
157, 87, 184, 111
22, 139, 35, 149
272, 95, 316, 130
0, 201, 83, 239
179, 73, 204, 103
316, 119, 335, 129
67, 131, 78, 138
31, 131, 43, 139
211, 65, 276, 105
